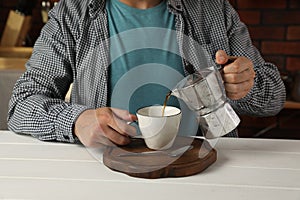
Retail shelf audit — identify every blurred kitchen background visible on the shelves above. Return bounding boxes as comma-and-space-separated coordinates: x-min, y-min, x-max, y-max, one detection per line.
0, 0, 300, 139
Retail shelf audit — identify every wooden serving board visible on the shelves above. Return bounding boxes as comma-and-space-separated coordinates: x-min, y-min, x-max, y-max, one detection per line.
103, 136, 217, 179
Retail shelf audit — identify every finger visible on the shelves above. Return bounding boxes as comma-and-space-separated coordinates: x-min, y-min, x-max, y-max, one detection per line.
95, 107, 136, 135
223, 57, 252, 74
215, 50, 229, 64
222, 68, 255, 83
77, 124, 116, 148
224, 80, 254, 94
110, 108, 137, 136
226, 91, 249, 100
90, 124, 117, 146
111, 108, 137, 121
100, 123, 131, 145
90, 136, 116, 147
108, 116, 137, 137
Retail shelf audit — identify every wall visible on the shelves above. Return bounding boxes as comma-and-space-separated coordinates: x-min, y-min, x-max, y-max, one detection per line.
229, 0, 300, 100
229, 0, 300, 72
227, 0, 300, 139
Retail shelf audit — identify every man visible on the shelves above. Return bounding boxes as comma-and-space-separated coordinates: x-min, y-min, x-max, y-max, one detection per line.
8, 0, 286, 147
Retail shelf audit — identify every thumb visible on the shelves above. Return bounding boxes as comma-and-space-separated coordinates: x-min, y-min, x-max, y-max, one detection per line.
215, 50, 228, 65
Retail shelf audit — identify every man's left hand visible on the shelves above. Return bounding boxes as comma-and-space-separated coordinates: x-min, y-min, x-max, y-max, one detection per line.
215, 50, 256, 100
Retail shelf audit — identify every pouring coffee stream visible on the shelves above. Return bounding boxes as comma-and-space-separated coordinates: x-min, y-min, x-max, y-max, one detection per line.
161, 91, 171, 116
162, 63, 197, 117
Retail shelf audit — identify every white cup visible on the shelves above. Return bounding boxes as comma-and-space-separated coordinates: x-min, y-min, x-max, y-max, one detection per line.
136, 105, 182, 150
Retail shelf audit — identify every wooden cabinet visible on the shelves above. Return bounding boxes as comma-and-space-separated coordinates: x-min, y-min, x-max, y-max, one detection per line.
0, 47, 32, 70
0, 10, 32, 47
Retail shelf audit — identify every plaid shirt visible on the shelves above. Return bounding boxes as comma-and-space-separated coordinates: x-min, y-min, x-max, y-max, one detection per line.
8, 0, 286, 143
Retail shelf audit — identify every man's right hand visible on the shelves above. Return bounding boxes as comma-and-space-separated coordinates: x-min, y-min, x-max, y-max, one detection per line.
74, 107, 137, 147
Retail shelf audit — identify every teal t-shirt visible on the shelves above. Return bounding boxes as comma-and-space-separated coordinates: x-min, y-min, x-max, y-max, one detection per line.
106, 0, 185, 114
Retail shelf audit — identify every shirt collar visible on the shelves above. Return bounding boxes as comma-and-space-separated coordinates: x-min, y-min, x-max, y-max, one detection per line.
88, 0, 106, 18
88, 0, 183, 17
167, 0, 183, 13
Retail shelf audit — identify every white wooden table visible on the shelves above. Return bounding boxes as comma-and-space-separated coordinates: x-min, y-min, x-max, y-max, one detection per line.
0, 130, 299, 200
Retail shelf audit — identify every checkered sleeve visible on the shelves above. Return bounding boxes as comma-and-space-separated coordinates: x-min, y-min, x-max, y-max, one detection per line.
7, 5, 91, 143
223, 0, 286, 116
